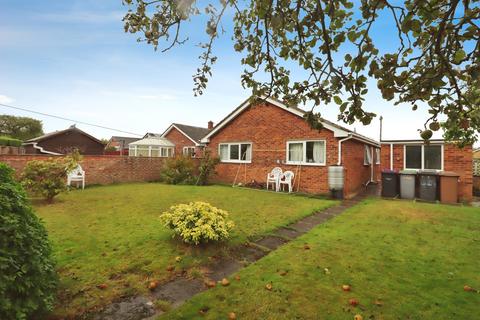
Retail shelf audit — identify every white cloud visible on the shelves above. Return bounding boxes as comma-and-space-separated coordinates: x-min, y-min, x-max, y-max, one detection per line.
0, 94, 14, 104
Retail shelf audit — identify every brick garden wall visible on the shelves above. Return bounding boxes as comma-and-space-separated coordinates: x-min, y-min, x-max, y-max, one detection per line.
207, 102, 376, 198
0, 155, 171, 185
380, 143, 473, 202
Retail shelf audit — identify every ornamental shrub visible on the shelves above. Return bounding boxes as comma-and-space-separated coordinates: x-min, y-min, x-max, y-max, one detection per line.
21, 152, 81, 203
160, 202, 235, 245
160, 155, 195, 185
195, 150, 220, 186
0, 163, 57, 320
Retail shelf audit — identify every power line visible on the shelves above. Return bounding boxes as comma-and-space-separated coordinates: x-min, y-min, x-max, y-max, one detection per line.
0, 102, 143, 137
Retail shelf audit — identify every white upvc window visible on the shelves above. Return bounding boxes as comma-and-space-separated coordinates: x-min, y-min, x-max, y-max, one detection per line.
218, 142, 252, 163
404, 144, 443, 171
129, 145, 174, 157
129, 146, 137, 156
375, 148, 381, 164
183, 146, 195, 157
286, 140, 326, 166
364, 145, 372, 165
160, 147, 174, 158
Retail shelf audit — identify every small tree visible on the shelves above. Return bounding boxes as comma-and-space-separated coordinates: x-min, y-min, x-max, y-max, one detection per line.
21, 152, 81, 203
196, 150, 220, 186
160, 155, 195, 185
0, 163, 57, 319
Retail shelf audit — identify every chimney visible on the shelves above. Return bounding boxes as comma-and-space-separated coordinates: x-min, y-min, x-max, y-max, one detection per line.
208, 121, 214, 130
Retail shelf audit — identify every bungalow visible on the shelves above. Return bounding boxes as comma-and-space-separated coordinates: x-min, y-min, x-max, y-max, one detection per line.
105, 136, 140, 155
380, 139, 473, 201
200, 97, 381, 198
161, 122, 212, 158
23, 125, 105, 155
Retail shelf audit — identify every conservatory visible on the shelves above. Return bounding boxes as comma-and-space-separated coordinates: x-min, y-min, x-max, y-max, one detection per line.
128, 137, 175, 157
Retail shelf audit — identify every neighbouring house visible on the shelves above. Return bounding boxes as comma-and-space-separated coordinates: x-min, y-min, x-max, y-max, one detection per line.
105, 136, 140, 155
380, 139, 473, 201
23, 125, 105, 155
200, 96, 381, 198
161, 122, 212, 158
128, 136, 175, 157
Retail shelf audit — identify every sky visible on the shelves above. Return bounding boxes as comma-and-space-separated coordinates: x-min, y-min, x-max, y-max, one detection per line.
0, 0, 453, 142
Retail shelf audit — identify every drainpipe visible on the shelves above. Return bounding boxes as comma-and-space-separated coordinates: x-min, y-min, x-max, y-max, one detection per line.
390, 143, 393, 170
337, 134, 354, 165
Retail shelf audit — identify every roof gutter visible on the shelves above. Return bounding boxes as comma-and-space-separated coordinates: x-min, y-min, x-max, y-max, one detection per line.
337, 134, 354, 165
351, 133, 381, 147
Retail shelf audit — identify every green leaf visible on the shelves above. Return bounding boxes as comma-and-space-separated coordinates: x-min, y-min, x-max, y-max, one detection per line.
453, 50, 466, 64
333, 96, 342, 105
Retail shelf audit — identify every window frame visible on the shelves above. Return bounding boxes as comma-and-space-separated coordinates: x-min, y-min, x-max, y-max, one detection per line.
218, 142, 252, 163
375, 148, 381, 164
364, 145, 372, 165
403, 144, 444, 171
285, 139, 327, 166
183, 146, 196, 157
129, 145, 174, 157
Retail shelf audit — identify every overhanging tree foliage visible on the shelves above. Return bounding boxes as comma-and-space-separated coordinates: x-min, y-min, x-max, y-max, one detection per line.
123, 0, 480, 145
0, 115, 44, 141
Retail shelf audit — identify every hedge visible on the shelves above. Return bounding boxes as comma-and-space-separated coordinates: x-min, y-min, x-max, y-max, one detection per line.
0, 136, 22, 147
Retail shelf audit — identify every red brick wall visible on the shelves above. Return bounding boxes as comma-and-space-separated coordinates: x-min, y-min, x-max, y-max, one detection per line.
207, 102, 375, 198
342, 140, 380, 197
380, 143, 473, 201
0, 155, 172, 185
164, 127, 204, 158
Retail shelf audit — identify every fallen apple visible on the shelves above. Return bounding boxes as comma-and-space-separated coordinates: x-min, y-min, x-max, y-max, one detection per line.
464, 285, 473, 292
148, 281, 158, 290
228, 312, 236, 319
234, 275, 241, 281
354, 314, 363, 320
265, 283, 273, 291
342, 284, 351, 292
204, 279, 216, 288
96, 283, 108, 290
175, 256, 182, 262
221, 278, 230, 286
349, 298, 359, 307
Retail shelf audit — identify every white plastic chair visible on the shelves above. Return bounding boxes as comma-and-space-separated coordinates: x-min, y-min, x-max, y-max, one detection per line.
279, 171, 295, 193
67, 164, 85, 189
266, 167, 282, 191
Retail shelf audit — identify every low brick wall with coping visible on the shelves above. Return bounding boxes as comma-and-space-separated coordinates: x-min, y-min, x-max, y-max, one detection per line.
0, 155, 186, 186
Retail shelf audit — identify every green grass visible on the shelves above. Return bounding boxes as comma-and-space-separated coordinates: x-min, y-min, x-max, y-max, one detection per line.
162, 199, 480, 320
33, 183, 334, 317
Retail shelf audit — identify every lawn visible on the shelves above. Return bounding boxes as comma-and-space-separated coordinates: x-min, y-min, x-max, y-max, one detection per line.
33, 183, 334, 317
163, 199, 480, 320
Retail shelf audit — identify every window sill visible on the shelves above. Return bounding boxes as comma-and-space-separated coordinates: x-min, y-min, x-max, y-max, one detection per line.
285, 162, 326, 167
220, 160, 252, 164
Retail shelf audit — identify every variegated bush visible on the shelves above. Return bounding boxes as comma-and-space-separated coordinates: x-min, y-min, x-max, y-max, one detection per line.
160, 202, 234, 245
